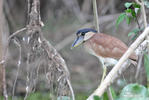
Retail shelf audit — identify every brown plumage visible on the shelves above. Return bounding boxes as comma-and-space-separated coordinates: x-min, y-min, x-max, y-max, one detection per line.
84, 33, 138, 61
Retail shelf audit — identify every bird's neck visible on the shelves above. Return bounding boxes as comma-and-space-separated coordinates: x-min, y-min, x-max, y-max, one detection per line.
83, 39, 97, 57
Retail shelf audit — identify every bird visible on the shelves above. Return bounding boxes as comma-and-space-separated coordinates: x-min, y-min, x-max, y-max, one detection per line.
71, 28, 138, 82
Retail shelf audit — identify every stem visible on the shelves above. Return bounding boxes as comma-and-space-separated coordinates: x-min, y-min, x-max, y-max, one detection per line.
135, 17, 141, 32
90, 1, 113, 100
93, 0, 100, 32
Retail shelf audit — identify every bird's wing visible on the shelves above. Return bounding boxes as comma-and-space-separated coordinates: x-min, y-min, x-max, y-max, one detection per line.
90, 33, 137, 60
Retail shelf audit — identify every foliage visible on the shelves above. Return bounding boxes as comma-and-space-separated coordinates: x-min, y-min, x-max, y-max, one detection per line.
93, 84, 149, 100
117, 83, 148, 100
116, 13, 127, 27
93, 88, 117, 100
93, 92, 108, 100
94, 95, 101, 100
116, 1, 142, 41
116, 2, 140, 27
113, 1, 149, 100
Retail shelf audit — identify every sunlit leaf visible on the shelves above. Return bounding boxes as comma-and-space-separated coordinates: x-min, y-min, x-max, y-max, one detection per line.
116, 13, 126, 27
125, 2, 133, 8
118, 83, 148, 100
125, 9, 132, 13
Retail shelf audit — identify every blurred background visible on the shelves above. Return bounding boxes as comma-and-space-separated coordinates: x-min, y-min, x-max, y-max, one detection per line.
2, 0, 148, 99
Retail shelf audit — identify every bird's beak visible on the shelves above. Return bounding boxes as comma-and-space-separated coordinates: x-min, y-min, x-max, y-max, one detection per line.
71, 36, 84, 49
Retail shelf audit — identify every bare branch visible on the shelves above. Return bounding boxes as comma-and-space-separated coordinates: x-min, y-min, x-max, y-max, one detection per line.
8, 27, 26, 40
12, 38, 22, 98
93, 0, 100, 32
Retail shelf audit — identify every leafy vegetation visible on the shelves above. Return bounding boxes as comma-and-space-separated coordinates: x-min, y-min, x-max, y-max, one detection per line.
116, 2, 140, 28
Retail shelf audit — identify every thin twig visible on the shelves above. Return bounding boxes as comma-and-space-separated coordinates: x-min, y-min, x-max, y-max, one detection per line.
67, 79, 75, 100
2, 27, 26, 68
8, 27, 26, 40
2, 65, 8, 100
12, 38, 22, 98
136, 17, 141, 31
27, 0, 30, 24
92, 1, 113, 100
24, 53, 30, 100
93, 0, 100, 32
135, 54, 143, 79
87, 27, 149, 100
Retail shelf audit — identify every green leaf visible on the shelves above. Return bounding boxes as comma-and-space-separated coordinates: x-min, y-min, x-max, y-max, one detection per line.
93, 95, 101, 100
144, 53, 149, 88
128, 28, 140, 37
128, 32, 135, 37
118, 83, 148, 100
116, 13, 126, 27
131, 10, 136, 17
102, 92, 108, 100
133, 3, 141, 8
125, 2, 133, 8
125, 16, 131, 25
125, 9, 132, 13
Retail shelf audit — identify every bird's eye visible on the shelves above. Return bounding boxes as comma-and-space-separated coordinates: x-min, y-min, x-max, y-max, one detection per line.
81, 32, 85, 36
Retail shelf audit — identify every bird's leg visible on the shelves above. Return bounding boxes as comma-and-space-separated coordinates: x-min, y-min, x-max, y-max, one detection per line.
100, 65, 107, 84
98, 57, 107, 84
100, 63, 114, 100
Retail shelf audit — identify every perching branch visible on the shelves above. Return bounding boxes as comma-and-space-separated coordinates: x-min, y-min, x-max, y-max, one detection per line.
87, 27, 149, 100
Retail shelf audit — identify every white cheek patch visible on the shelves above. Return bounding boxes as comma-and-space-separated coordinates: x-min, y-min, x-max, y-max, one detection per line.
84, 32, 95, 41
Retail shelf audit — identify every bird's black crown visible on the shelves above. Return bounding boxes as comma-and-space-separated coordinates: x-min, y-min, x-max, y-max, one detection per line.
76, 28, 97, 35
